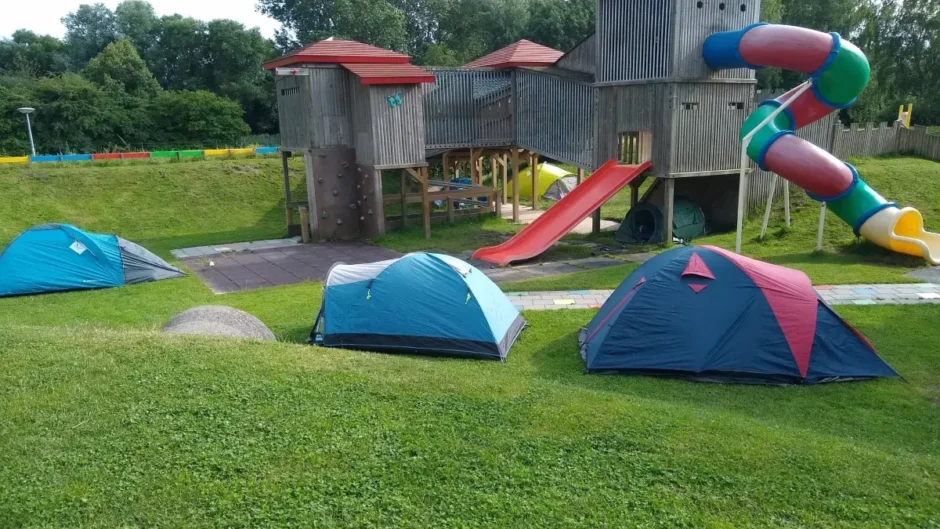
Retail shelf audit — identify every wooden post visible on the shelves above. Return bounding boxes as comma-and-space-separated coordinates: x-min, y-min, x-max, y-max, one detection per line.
373, 169, 386, 237
443, 152, 455, 225
501, 153, 508, 204
530, 152, 538, 210
488, 155, 497, 211
303, 150, 320, 242
282, 151, 293, 229
576, 167, 583, 186
664, 178, 675, 245
299, 206, 311, 243
630, 183, 638, 208
592, 209, 601, 235
400, 170, 408, 228
511, 148, 520, 223
421, 167, 431, 239
470, 148, 480, 186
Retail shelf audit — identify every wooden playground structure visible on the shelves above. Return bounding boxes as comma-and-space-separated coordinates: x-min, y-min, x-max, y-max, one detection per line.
266, 0, 834, 243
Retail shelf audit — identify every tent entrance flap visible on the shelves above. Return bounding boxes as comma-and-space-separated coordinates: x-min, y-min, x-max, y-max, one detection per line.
616, 198, 708, 244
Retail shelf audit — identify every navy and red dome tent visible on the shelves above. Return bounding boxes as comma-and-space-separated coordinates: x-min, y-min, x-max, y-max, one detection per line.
579, 246, 898, 384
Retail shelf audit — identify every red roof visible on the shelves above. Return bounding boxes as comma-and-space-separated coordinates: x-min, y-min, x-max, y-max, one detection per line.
263, 38, 411, 70
342, 63, 435, 85
464, 40, 563, 69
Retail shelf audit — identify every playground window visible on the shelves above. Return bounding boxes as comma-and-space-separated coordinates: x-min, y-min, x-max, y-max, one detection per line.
728, 102, 745, 110
281, 87, 300, 96
682, 102, 699, 111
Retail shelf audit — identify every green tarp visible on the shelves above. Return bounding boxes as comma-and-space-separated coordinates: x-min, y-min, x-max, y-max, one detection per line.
615, 199, 708, 244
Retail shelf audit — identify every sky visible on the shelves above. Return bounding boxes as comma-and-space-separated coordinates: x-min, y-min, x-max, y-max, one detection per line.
0, 0, 281, 39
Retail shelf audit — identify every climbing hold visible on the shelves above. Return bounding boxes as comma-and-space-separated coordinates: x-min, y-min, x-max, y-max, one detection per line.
321, 211, 328, 218
357, 167, 362, 172
349, 203, 357, 210
357, 200, 361, 206
342, 162, 349, 168
332, 188, 338, 196
317, 177, 323, 183
368, 209, 373, 215
356, 184, 361, 190
360, 216, 365, 221
337, 173, 343, 178
336, 219, 343, 225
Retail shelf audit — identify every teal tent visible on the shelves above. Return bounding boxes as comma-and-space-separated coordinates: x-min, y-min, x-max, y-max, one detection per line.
0, 224, 184, 297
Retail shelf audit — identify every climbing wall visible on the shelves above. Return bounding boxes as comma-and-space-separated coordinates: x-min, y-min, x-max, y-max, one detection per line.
356, 163, 385, 239
306, 148, 359, 241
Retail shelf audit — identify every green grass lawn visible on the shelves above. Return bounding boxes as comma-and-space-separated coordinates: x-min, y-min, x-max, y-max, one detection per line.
1, 300, 938, 527
1, 156, 939, 526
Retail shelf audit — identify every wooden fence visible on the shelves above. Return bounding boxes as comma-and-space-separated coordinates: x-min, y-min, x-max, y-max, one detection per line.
831, 122, 899, 159
897, 125, 940, 160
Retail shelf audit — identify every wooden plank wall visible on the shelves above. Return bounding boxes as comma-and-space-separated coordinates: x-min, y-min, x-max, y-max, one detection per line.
515, 70, 595, 170
671, 83, 753, 174
898, 126, 940, 160
672, 0, 760, 80
832, 122, 900, 159
555, 34, 595, 77
349, 80, 375, 165
595, 84, 672, 172
275, 75, 314, 149
423, 69, 513, 149
596, 0, 672, 83
308, 67, 353, 148
368, 84, 426, 168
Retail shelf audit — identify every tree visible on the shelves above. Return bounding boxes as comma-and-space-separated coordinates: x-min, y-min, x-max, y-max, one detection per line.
84, 40, 160, 96
526, 0, 594, 53
148, 15, 207, 90
30, 74, 115, 153
62, 3, 118, 65
115, 0, 160, 58
259, 0, 409, 53
148, 90, 250, 147
0, 31, 71, 77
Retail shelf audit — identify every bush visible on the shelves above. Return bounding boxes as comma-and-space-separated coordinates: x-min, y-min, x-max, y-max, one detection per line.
148, 90, 250, 148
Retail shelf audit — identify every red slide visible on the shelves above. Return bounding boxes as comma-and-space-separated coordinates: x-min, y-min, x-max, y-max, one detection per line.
472, 160, 652, 265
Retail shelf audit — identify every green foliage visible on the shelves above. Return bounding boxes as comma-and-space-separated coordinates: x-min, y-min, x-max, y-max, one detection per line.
0, 30, 71, 77
62, 3, 118, 65
147, 90, 251, 149
84, 40, 160, 96
526, 0, 595, 52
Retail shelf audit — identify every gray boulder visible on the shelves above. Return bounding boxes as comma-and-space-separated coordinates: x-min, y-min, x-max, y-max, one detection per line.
162, 305, 276, 342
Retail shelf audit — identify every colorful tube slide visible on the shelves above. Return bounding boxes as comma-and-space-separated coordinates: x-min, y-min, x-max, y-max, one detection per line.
704, 23, 940, 265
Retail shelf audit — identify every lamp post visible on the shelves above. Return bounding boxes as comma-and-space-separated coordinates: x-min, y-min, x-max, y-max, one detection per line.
17, 107, 36, 157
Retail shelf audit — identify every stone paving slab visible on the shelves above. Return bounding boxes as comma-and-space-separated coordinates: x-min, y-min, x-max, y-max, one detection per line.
172, 237, 303, 260
179, 242, 401, 294
508, 284, 940, 311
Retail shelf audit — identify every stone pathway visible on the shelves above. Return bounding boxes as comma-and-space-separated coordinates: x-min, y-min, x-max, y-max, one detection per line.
506, 283, 940, 311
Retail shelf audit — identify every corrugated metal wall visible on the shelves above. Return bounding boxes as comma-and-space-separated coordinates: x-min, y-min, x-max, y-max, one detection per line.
596, 0, 672, 83
671, 83, 753, 174
556, 34, 596, 77
275, 75, 314, 150
515, 70, 595, 169
368, 84, 426, 168
672, 0, 760, 80
423, 69, 513, 149
595, 84, 672, 171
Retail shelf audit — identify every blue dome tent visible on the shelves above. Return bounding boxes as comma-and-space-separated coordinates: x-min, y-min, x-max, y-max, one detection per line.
0, 224, 184, 297
579, 246, 898, 384
310, 253, 526, 360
